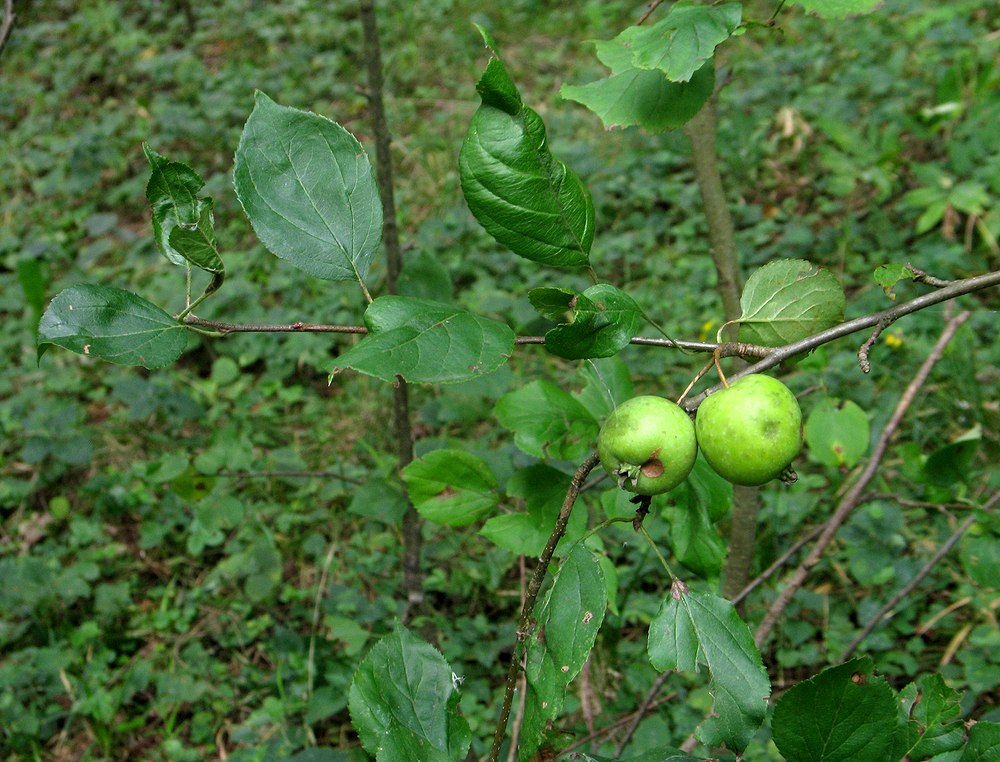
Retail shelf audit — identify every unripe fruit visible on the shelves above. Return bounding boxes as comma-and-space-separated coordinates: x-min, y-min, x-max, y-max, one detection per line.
695, 374, 802, 486
598, 396, 698, 496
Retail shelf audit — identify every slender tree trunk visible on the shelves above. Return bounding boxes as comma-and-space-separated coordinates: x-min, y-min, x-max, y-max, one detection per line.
684, 93, 761, 602
359, 0, 423, 619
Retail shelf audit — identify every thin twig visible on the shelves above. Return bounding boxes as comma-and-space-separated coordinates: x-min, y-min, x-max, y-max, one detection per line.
614, 671, 671, 757
0, 0, 14, 58
731, 522, 825, 607
559, 692, 678, 754
682, 270, 1000, 410
487, 453, 602, 762
839, 489, 1000, 661
637, 0, 666, 25
753, 311, 971, 648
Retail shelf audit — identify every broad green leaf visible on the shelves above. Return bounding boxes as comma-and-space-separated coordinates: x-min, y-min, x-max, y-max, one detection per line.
647, 587, 769, 752
17, 258, 46, 325
330, 296, 515, 384
532, 284, 642, 360
621, 3, 742, 82
561, 43, 714, 133
893, 674, 964, 761
963, 722, 1000, 761
233, 91, 382, 285
805, 398, 870, 469
348, 622, 471, 762
144, 145, 225, 282
667, 457, 730, 580
737, 259, 846, 346
772, 657, 897, 762
520, 544, 607, 760
494, 380, 599, 460
787, 0, 885, 18
873, 263, 916, 300
459, 26, 594, 268
479, 464, 583, 556
38, 284, 188, 368
402, 450, 498, 527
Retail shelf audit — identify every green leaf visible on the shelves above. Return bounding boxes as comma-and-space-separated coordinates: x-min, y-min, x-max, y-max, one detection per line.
620, 3, 742, 82
805, 398, 870, 469
459, 26, 595, 268
963, 722, 1000, 761
520, 544, 607, 760
144, 144, 224, 277
330, 296, 515, 384
873, 263, 916, 300
962, 534, 1000, 589
923, 427, 981, 486
561, 45, 714, 133
348, 622, 471, 762
532, 284, 642, 360
894, 674, 965, 760
573, 752, 710, 762
667, 457, 731, 580
479, 464, 582, 556
737, 259, 846, 346
575, 356, 635, 421
17, 258, 47, 326
494, 380, 599, 460
233, 91, 382, 284
38, 284, 188, 368
772, 657, 898, 762
786, 0, 884, 18
647, 586, 769, 752
402, 450, 498, 527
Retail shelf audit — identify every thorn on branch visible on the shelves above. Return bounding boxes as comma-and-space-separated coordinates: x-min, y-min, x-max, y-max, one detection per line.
907, 263, 953, 288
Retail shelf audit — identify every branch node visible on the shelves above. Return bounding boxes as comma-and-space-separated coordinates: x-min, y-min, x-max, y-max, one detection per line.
858, 319, 890, 373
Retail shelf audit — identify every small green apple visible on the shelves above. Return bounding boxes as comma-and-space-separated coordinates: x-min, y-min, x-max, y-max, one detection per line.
598, 396, 698, 496
695, 374, 802, 486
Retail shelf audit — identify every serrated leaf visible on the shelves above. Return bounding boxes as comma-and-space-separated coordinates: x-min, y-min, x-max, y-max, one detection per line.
38, 284, 188, 368
894, 674, 965, 760
737, 259, 845, 346
573, 751, 710, 762
520, 544, 606, 760
494, 380, 599, 460
348, 622, 471, 762
540, 284, 643, 360
330, 296, 514, 384
647, 587, 769, 753
562, 55, 714, 134
805, 398, 870, 469
772, 657, 898, 762
787, 0, 884, 18
459, 26, 594, 268
621, 3, 742, 82
963, 722, 1000, 761
144, 144, 224, 276
233, 91, 382, 285
402, 450, 498, 527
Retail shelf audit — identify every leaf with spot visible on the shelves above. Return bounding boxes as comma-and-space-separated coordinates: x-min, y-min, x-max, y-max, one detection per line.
737, 259, 845, 346
459, 26, 594, 268
402, 450, 498, 527
38, 284, 188, 368
233, 91, 382, 287
648, 585, 769, 753
330, 296, 515, 384
348, 622, 471, 762
520, 544, 607, 760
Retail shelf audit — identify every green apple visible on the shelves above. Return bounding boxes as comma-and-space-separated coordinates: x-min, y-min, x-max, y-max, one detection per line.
695, 374, 802, 486
598, 396, 698, 496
